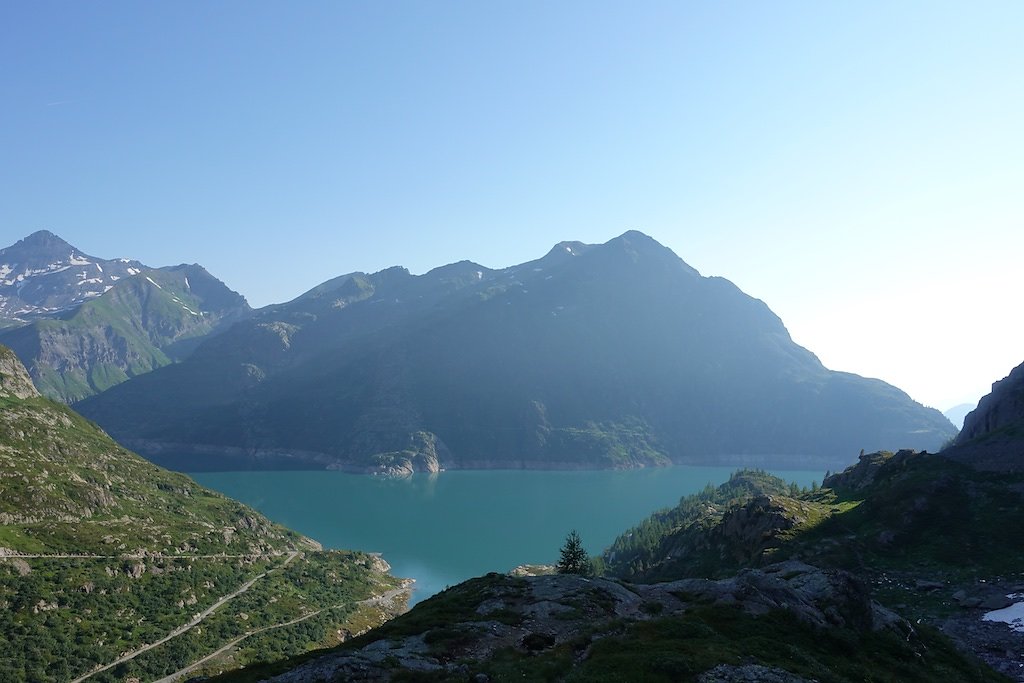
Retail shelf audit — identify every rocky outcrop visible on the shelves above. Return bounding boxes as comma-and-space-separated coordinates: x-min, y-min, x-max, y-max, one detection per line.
258, 562, 910, 682
0, 345, 39, 399
822, 448, 921, 491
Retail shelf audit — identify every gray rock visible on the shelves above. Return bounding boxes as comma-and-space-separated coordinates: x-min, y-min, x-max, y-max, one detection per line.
981, 594, 1014, 610
698, 663, 817, 682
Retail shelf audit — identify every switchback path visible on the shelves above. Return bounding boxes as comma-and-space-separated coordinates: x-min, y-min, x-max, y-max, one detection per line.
68, 551, 298, 683
153, 585, 412, 683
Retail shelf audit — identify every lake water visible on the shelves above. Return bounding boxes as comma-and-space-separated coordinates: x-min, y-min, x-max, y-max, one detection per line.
191, 467, 822, 604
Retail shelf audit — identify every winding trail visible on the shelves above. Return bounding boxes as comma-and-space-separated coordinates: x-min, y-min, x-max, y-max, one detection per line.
154, 585, 411, 683
69, 551, 298, 683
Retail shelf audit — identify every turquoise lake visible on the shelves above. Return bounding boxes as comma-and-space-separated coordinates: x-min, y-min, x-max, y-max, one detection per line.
191, 467, 822, 604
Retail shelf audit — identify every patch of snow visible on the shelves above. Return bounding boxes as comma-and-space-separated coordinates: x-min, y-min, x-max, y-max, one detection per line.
76, 278, 104, 286
474, 271, 482, 280
565, 246, 575, 255
983, 597, 1024, 633
68, 253, 91, 265
95, 263, 103, 273
103, 285, 113, 293
145, 276, 163, 289
534, 267, 543, 272
118, 258, 132, 263
127, 267, 140, 276
110, 275, 120, 281
184, 277, 190, 290
0, 265, 11, 279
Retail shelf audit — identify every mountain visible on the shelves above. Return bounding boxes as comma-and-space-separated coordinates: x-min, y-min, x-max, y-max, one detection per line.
0, 230, 148, 325
0, 263, 251, 402
78, 231, 955, 473
944, 360, 1024, 471
0, 231, 252, 402
0, 346, 407, 682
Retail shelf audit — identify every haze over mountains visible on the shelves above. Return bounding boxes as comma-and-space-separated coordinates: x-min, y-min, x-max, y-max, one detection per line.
78, 231, 954, 473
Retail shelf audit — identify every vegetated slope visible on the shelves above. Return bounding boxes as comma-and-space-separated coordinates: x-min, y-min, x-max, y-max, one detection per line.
945, 359, 1024, 471
0, 263, 251, 402
0, 230, 148, 326
600, 450, 1024, 679
80, 231, 954, 473
0, 346, 406, 683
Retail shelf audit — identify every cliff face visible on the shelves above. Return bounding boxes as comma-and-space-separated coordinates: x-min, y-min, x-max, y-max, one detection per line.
958, 361, 1024, 442
947, 361, 1024, 472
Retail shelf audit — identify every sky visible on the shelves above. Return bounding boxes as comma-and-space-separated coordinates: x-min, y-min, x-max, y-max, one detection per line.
2, 1, 1022, 414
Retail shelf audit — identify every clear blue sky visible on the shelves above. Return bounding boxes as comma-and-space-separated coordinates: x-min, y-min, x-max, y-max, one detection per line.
2, 1, 1021, 412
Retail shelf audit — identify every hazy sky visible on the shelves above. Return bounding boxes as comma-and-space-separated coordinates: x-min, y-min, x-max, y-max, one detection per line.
2, 2, 1021, 413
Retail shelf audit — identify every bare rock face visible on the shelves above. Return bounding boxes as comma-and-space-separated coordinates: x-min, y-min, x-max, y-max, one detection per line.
945, 361, 1024, 472
0, 345, 39, 399
959, 361, 1024, 442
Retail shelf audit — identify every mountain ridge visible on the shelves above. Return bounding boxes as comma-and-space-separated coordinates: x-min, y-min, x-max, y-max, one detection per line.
79, 231, 954, 473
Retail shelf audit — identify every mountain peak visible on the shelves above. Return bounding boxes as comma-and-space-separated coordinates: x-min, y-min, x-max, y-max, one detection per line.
3, 229, 79, 258
22, 229, 67, 245
595, 230, 701, 277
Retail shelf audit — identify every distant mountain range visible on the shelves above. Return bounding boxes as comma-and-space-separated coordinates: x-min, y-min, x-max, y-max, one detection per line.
943, 403, 975, 429
79, 231, 955, 473
0, 231, 251, 402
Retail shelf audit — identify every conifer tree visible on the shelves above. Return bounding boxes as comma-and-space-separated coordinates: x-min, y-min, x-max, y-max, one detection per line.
556, 529, 592, 575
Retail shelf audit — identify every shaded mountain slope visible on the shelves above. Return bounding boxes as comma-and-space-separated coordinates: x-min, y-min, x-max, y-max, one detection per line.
0, 263, 251, 402
0, 347, 406, 682
79, 231, 953, 472
945, 360, 1024, 472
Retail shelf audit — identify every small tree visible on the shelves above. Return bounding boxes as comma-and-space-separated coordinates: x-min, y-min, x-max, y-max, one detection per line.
556, 529, 592, 575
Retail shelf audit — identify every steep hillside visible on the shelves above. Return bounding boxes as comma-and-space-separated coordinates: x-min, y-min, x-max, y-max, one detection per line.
946, 360, 1024, 471
0, 347, 406, 682
79, 231, 953, 473
1, 263, 251, 402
